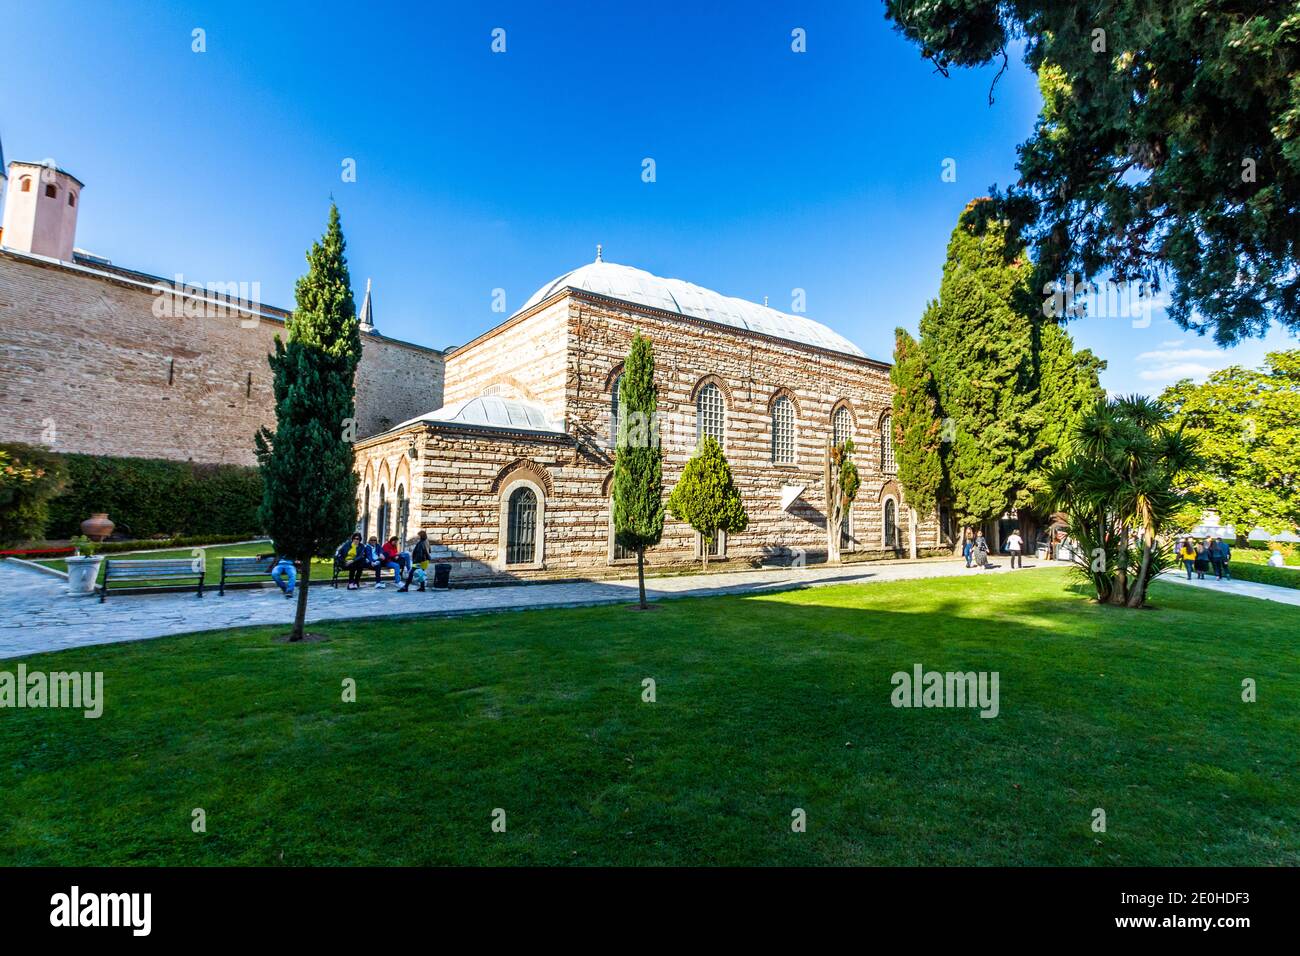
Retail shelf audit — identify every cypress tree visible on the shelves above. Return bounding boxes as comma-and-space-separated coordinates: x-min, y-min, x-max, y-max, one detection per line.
1035, 320, 1106, 475
612, 332, 664, 609
891, 327, 944, 559
254, 204, 363, 642
920, 199, 1041, 546
667, 436, 748, 570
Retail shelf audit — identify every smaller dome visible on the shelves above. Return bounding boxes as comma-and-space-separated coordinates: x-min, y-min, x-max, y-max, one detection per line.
395, 396, 563, 434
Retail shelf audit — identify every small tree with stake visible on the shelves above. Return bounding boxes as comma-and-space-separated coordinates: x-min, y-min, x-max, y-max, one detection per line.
825, 437, 861, 563
255, 204, 362, 642
891, 327, 944, 559
612, 332, 664, 609
668, 436, 748, 571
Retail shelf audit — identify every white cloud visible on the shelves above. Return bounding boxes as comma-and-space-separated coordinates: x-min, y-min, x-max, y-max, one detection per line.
1138, 362, 1216, 383
1135, 347, 1222, 362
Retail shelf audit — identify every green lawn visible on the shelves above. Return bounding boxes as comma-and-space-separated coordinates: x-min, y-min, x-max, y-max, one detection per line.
1, 568, 1295, 866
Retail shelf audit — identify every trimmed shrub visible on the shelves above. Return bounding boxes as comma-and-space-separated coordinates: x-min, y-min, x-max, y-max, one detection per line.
46, 454, 264, 540
1230, 562, 1300, 591
0, 444, 69, 545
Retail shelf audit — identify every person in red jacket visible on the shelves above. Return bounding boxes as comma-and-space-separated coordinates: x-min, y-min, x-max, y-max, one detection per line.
380, 536, 411, 589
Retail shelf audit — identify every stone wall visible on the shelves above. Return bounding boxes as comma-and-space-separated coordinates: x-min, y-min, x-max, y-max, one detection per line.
352, 289, 943, 580
441, 299, 570, 424
0, 250, 445, 465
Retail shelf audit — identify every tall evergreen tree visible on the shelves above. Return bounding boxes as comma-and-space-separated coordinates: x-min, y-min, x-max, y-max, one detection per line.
612, 332, 665, 609
255, 204, 362, 642
1035, 320, 1106, 476
920, 199, 1041, 545
885, 1, 1300, 346
891, 327, 944, 559
667, 436, 748, 570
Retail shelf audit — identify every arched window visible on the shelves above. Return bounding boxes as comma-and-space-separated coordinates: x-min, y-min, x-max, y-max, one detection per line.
68, 191, 77, 208
396, 484, 409, 543
19, 177, 31, 193
881, 414, 896, 473
44, 183, 57, 199
771, 395, 795, 464
610, 374, 623, 446
361, 485, 371, 539
841, 504, 853, 552
833, 405, 853, 447
697, 382, 725, 447
506, 486, 538, 565
376, 484, 387, 540
884, 499, 898, 552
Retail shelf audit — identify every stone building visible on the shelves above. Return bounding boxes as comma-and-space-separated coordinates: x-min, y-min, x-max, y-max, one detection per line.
354, 254, 945, 579
0, 155, 444, 466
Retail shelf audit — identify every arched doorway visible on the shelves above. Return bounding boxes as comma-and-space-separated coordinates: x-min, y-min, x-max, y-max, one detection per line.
376, 484, 388, 541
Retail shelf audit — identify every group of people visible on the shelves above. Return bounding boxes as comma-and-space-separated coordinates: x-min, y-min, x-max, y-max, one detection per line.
261, 530, 439, 600
961, 527, 1026, 570
1177, 537, 1232, 581
334, 530, 437, 591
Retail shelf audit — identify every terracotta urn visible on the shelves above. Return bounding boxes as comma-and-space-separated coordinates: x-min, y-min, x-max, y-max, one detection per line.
80, 513, 115, 541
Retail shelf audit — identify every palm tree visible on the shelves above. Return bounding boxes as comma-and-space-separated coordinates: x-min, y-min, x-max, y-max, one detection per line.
1047, 396, 1199, 607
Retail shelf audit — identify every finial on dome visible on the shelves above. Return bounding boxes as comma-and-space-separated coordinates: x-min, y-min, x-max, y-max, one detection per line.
595, 243, 602, 263
763, 295, 769, 307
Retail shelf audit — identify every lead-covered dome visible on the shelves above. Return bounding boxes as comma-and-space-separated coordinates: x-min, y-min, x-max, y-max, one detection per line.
518, 259, 867, 358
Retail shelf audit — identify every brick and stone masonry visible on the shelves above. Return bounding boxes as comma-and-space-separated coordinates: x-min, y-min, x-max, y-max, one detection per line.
0, 249, 445, 465
355, 287, 942, 580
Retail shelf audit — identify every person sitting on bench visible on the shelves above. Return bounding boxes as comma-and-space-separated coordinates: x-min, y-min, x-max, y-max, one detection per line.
364, 536, 389, 588
380, 536, 411, 590
270, 556, 296, 599
335, 533, 369, 590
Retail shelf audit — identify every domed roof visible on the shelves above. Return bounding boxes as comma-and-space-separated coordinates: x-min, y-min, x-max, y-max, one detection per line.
394, 396, 564, 434
518, 259, 867, 358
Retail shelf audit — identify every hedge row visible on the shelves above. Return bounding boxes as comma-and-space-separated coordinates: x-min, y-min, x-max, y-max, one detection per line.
46, 454, 264, 540
1230, 561, 1300, 591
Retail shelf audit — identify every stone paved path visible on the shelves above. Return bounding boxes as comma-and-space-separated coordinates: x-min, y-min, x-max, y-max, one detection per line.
1, 555, 1052, 659
1160, 569, 1300, 607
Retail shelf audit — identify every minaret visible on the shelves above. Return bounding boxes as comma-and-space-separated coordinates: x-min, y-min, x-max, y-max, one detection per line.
0, 158, 83, 260
358, 277, 376, 333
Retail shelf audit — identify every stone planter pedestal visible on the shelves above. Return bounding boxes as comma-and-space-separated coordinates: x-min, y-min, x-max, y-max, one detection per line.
66, 555, 104, 596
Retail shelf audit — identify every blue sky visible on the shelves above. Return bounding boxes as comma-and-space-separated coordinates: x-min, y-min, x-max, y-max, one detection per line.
2, 0, 1293, 392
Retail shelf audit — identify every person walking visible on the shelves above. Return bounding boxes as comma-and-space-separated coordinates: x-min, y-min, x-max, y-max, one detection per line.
962, 528, 975, 568
1177, 538, 1196, 579
1208, 537, 1225, 580
335, 533, 369, 590
1005, 527, 1024, 569
973, 532, 991, 570
405, 530, 433, 592
1193, 541, 1209, 580
1219, 537, 1232, 580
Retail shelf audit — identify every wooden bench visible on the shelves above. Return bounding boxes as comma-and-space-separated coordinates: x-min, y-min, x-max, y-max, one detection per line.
217, 554, 279, 595
99, 558, 205, 602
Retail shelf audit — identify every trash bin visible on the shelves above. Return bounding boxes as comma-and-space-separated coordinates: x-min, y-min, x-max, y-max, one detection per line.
432, 563, 452, 590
